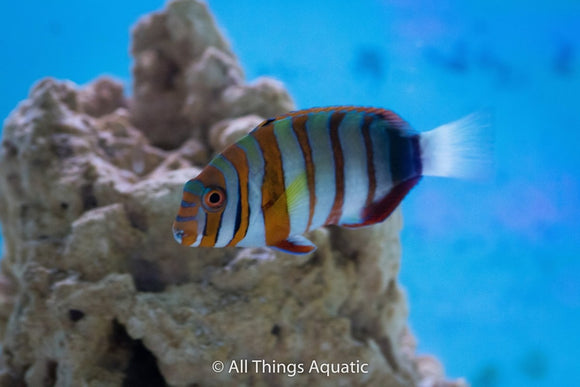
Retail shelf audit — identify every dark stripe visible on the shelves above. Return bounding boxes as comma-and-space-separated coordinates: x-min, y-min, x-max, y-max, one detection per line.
233, 184, 242, 238
202, 211, 222, 246
229, 152, 243, 243
238, 147, 251, 242
197, 165, 226, 247
175, 215, 197, 222
245, 179, 251, 239
202, 214, 209, 241
260, 117, 276, 127
411, 135, 423, 176
325, 111, 346, 225
222, 145, 251, 246
213, 213, 221, 246
388, 129, 422, 184
361, 115, 376, 207
291, 114, 316, 231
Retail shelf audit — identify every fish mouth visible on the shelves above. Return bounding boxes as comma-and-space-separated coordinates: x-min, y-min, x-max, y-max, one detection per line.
172, 222, 185, 245
172, 220, 199, 247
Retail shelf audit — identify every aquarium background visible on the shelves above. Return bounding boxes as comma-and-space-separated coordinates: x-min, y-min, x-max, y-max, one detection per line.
1, 1, 578, 386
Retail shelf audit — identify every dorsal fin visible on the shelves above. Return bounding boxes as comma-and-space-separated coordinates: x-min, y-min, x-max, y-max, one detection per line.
259, 117, 276, 127
253, 106, 412, 134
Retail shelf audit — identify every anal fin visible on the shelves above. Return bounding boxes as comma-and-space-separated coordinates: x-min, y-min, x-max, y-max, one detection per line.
343, 176, 422, 228
272, 235, 317, 255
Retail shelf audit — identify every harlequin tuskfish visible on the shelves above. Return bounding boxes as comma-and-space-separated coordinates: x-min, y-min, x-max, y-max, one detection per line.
173, 106, 490, 254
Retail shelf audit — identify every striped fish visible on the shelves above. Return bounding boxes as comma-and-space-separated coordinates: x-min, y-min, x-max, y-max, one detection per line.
173, 106, 490, 254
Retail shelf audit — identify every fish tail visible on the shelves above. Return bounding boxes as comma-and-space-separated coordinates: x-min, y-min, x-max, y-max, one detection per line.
419, 112, 494, 179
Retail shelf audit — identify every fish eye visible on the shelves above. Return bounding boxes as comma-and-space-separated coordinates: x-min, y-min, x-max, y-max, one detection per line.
203, 187, 226, 211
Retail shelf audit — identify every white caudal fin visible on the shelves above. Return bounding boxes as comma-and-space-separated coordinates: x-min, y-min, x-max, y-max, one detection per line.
419, 113, 494, 179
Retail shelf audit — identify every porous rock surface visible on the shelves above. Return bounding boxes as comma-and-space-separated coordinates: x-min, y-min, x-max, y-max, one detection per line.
0, 1, 465, 386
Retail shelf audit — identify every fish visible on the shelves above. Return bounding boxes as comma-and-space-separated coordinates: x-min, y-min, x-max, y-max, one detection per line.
172, 106, 491, 254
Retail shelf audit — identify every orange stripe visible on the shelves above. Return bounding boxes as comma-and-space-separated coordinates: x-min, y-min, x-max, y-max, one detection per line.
325, 112, 346, 225
182, 191, 199, 202
223, 145, 250, 246
291, 115, 316, 231
199, 212, 221, 247
177, 191, 200, 219
197, 165, 225, 247
250, 125, 290, 246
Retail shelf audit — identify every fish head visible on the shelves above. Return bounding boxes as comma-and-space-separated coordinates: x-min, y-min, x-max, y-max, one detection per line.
172, 167, 228, 247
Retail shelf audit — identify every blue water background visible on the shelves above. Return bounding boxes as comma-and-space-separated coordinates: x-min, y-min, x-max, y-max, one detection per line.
1, 1, 579, 386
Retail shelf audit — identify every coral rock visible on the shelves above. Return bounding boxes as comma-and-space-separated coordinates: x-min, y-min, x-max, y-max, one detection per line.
130, 0, 293, 150
78, 77, 127, 118
208, 114, 263, 152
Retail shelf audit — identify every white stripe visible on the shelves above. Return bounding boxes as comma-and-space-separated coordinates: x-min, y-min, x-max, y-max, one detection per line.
306, 111, 336, 229
191, 212, 205, 247
370, 119, 393, 202
211, 155, 238, 247
235, 135, 266, 247
274, 118, 309, 235
338, 112, 369, 224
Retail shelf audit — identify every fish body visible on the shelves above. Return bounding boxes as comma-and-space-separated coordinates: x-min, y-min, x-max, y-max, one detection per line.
173, 106, 489, 254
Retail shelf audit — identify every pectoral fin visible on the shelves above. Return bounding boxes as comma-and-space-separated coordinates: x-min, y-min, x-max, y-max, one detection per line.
284, 171, 309, 220
273, 235, 316, 255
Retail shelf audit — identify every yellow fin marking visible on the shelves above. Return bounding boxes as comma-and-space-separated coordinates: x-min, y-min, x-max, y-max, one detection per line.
285, 171, 309, 218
